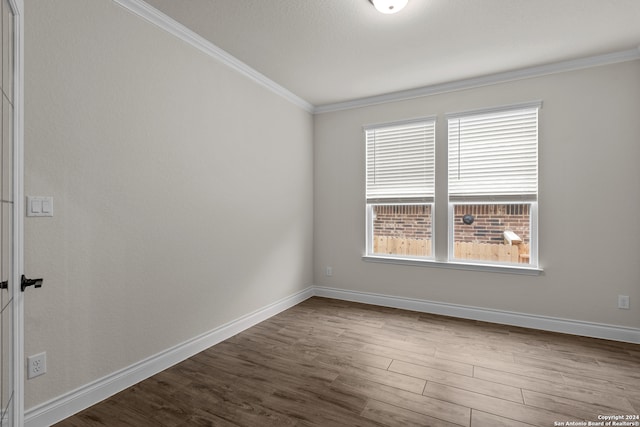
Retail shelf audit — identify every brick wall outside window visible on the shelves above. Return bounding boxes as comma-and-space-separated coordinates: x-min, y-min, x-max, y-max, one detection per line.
372, 204, 529, 245
373, 205, 432, 240
454, 204, 530, 244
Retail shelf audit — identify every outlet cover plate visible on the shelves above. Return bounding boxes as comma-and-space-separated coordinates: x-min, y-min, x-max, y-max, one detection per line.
27, 352, 47, 379
618, 295, 630, 310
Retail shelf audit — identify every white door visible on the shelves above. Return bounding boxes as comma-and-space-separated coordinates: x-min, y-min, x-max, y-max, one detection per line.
0, 0, 22, 425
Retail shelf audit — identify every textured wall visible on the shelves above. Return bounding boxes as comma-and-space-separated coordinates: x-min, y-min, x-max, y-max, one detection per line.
24, 0, 313, 408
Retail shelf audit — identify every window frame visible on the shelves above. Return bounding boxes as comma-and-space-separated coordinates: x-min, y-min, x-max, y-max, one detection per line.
447, 200, 538, 268
366, 201, 435, 260
362, 102, 542, 274
364, 117, 436, 261
446, 102, 540, 269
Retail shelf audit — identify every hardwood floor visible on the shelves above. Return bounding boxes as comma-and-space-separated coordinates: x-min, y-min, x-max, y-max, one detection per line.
56, 297, 640, 427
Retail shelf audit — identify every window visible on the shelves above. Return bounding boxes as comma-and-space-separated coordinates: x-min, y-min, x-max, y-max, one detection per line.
364, 102, 540, 271
365, 119, 435, 259
448, 104, 539, 267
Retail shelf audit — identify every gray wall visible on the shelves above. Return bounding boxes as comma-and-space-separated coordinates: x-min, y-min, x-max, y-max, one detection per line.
24, 0, 313, 407
314, 60, 640, 328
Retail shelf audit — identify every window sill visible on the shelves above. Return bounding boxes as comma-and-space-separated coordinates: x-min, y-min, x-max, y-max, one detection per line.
362, 255, 543, 276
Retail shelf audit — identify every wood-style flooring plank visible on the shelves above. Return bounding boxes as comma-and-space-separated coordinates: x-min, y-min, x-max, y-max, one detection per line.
443, 353, 570, 384
315, 354, 427, 394
422, 382, 569, 427
163, 361, 300, 426
470, 409, 536, 427
434, 343, 516, 365
361, 399, 465, 427
331, 375, 471, 427
513, 354, 640, 387
257, 388, 385, 427
628, 395, 640, 413
522, 389, 635, 420
561, 371, 632, 395
388, 360, 523, 403
360, 343, 472, 376
474, 366, 634, 412
55, 398, 154, 427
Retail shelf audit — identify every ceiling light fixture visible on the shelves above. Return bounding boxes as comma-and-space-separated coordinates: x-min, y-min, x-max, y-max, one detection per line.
369, 0, 408, 14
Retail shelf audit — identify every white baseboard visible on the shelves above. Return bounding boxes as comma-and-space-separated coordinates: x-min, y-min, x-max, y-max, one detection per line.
313, 286, 640, 344
25, 284, 639, 426
24, 286, 314, 427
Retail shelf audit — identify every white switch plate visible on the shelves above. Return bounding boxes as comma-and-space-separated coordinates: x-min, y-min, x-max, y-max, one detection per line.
27, 196, 54, 217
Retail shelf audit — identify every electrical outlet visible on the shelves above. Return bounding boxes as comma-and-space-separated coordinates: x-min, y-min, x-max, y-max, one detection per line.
27, 352, 47, 379
618, 295, 630, 310
325, 266, 333, 277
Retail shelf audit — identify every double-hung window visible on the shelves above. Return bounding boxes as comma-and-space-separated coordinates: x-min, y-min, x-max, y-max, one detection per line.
364, 102, 540, 271
365, 118, 436, 259
447, 103, 539, 267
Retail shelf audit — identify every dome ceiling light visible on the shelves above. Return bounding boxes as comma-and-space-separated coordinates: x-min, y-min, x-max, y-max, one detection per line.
369, 0, 409, 14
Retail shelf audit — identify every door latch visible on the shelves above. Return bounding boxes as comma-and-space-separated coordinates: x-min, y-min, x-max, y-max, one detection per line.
21, 275, 43, 292
0, 280, 7, 289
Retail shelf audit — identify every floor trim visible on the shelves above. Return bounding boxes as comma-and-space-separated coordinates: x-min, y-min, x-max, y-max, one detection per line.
314, 286, 640, 344
24, 287, 314, 427
25, 285, 639, 425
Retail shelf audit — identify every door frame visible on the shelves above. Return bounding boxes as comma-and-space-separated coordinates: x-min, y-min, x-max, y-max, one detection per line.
10, 0, 24, 425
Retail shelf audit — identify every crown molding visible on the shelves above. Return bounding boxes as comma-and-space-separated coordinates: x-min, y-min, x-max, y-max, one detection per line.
314, 46, 640, 114
113, 0, 315, 113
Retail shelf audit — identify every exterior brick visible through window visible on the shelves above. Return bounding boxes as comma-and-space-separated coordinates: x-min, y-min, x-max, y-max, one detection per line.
373, 205, 432, 240
454, 204, 530, 244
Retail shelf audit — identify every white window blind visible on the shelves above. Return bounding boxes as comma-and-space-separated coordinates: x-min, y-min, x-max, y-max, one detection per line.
366, 120, 435, 201
448, 106, 538, 200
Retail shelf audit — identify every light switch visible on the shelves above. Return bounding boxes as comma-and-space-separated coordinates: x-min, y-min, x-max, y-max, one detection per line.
31, 199, 42, 214
27, 196, 54, 217
42, 198, 52, 214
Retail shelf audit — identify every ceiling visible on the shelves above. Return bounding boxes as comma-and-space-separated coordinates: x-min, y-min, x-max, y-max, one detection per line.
143, 0, 640, 108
